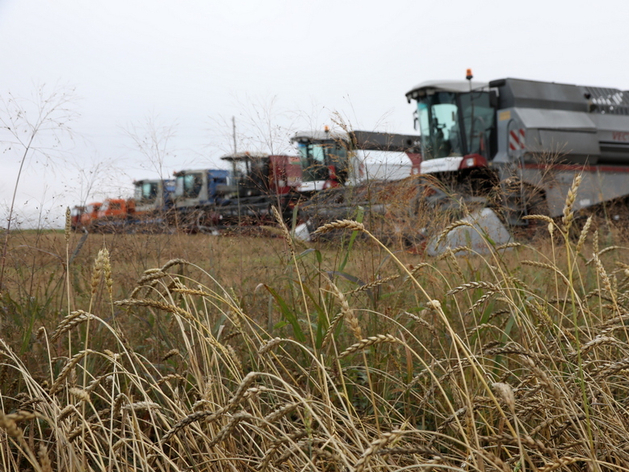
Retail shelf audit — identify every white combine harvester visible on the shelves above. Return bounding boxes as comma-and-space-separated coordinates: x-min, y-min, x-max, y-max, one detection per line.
290, 128, 423, 240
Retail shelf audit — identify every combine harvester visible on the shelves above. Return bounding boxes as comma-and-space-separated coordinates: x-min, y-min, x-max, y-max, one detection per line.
292, 128, 421, 186
404, 70, 629, 254
70, 205, 87, 231
172, 153, 303, 233
291, 128, 423, 240
132, 178, 176, 232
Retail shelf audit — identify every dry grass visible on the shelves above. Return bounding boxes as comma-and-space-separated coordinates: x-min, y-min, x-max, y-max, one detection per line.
1, 181, 629, 471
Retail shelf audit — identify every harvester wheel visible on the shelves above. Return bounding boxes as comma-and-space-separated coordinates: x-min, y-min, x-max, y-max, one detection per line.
196, 210, 221, 235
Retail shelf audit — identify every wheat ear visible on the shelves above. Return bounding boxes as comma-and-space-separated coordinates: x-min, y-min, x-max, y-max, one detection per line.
338, 334, 401, 358
355, 430, 404, 472
561, 173, 582, 234
314, 219, 365, 234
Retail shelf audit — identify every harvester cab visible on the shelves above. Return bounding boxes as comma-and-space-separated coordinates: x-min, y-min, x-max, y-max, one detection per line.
219, 152, 302, 199
292, 129, 423, 242
290, 129, 352, 192
70, 205, 86, 231
133, 178, 176, 214
173, 169, 231, 209
172, 154, 302, 231
406, 77, 496, 184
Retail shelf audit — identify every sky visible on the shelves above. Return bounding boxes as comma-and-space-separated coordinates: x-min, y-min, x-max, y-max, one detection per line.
1, 0, 629, 228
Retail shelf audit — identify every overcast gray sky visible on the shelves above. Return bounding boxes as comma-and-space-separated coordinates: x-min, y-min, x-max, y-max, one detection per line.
1, 0, 628, 228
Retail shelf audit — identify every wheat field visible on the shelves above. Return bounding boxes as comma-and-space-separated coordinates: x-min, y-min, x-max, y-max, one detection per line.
1, 178, 629, 471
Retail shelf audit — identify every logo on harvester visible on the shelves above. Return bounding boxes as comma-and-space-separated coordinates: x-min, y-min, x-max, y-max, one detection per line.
509, 129, 526, 151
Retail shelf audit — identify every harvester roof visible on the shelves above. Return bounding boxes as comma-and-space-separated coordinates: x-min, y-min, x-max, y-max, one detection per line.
291, 130, 348, 143
220, 152, 270, 162
406, 80, 489, 101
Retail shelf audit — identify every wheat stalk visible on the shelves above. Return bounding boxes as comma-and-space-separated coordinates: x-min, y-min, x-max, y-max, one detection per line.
264, 402, 300, 424
522, 214, 555, 225
64, 207, 71, 243
115, 299, 194, 322
272, 205, 295, 260
538, 456, 581, 472
258, 337, 284, 355
38, 444, 52, 472
575, 214, 593, 254
161, 409, 223, 443
161, 349, 181, 361
50, 310, 95, 342
206, 411, 252, 448
326, 278, 361, 341
321, 311, 345, 348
